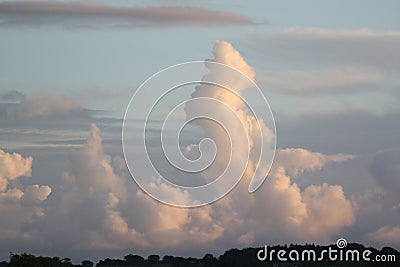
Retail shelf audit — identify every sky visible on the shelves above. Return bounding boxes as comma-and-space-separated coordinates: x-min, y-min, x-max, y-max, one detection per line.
0, 0, 400, 263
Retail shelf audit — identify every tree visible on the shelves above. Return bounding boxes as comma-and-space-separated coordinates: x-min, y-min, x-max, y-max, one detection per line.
8, 253, 72, 266
162, 255, 174, 264
81, 259, 94, 267
203, 253, 218, 267
147, 254, 160, 264
125, 254, 145, 265
62, 257, 72, 264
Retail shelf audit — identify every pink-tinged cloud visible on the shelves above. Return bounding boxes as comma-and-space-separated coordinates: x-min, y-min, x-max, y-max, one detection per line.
0, 149, 32, 191
275, 148, 355, 177
5, 93, 88, 120
0, 147, 51, 250
0, 1, 255, 28
367, 225, 400, 247
55, 42, 355, 254
0, 41, 366, 260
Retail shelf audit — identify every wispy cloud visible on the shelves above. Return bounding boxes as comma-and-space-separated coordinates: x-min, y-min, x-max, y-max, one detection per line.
0, 1, 255, 28
243, 28, 400, 116
0, 90, 26, 102
261, 67, 389, 96
244, 28, 400, 69
2, 92, 89, 120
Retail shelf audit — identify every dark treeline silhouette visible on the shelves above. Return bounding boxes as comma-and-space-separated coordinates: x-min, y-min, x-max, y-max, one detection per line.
1, 243, 398, 267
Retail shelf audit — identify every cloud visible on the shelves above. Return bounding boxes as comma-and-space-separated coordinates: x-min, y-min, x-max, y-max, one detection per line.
45, 124, 149, 252
0, 147, 51, 254
275, 148, 355, 177
244, 28, 400, 114
366, 225, 400, 247
63, 124, 127, 200
0, 92, 113, 153
0, 1, 254, 28
3, 92, 89, 121
245, 28, 400, 69
151, 42, 354, 248
282, 27, 400, 38
184, 40, 275, 194
46, 124, 223, 257
212, 41, 256, 80
0, 90, 26, 102
0, 122, 356, 260
22, 184, 52, 202
261, 67, 394, 96
235, 232, 255, 245
0, 41, 377, 260
348, 150, 400, 247
231, 148, 355, 244
181, 41, 355, 245
368, 149, 400, 197
0, 148, 50, 201
0, 148, 32, 191
301, 183, 354, 237
276, 110, 400, 155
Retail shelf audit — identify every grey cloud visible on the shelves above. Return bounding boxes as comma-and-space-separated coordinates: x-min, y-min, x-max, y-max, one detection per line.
0, 1, 255, 28
1, 92, 90, 121
0, 92, 94, 152
0, 93, 126, 154
274, 111, 400, 248
345, 150, 400, 247
0, 90, 26, 102
243, 28, 400, 70
276, 110, 400, 155
259, 67, 398, 96
242, 28, 400, 110
369, 149, 400, 198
